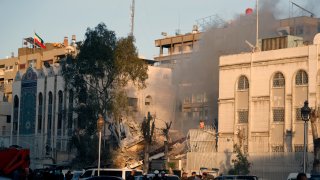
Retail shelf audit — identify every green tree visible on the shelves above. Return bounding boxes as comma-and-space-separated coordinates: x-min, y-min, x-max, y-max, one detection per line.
228, 144, 251, 175
61, 23, 148, 165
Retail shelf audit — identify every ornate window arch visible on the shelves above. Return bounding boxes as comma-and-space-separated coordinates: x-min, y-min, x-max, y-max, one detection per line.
295, 70, 308, 85
237, 75, 249, 90
273, 72, 285, 88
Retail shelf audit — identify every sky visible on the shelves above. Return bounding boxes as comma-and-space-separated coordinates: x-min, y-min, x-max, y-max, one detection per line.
0, 0, 318, 60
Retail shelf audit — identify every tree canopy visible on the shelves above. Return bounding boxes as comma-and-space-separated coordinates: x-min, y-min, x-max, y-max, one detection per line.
61, 23, 148, 165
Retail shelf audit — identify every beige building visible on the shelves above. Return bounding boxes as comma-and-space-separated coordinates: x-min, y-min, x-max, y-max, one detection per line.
154, 30, 201, 68
217, 33, 320, 178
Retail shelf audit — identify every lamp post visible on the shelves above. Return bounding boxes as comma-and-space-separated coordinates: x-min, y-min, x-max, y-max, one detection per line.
97, 114, 105, 176
301, 100, 311, 173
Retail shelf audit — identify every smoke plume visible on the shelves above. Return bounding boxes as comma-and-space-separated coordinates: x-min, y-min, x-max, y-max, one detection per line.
173, 0, 281, 132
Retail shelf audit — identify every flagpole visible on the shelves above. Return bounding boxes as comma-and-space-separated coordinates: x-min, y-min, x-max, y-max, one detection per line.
256, 0, 259, 49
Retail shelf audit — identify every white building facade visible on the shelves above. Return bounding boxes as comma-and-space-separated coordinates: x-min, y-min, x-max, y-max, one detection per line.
11, 66, 75, 167
218, 34, 320, 177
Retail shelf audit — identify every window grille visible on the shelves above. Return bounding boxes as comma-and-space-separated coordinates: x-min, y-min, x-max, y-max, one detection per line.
238, 110, 248, 123
273, 108, 284, 122
271, 145, 284, 152
273, 72, 285, 87
295, 70, 308, 85
296, 108, 302, 121
238, 76, 249, 90
294, 144, 305, 152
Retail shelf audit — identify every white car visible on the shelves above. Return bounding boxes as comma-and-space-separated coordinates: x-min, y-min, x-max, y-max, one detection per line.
79, 168, 142, 180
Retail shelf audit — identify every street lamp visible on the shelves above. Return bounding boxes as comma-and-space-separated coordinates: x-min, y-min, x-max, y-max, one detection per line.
97, 114, 105, 176
301, 100, 311, 173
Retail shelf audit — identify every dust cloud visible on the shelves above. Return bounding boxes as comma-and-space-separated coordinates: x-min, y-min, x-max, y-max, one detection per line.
173, 0, 282, 133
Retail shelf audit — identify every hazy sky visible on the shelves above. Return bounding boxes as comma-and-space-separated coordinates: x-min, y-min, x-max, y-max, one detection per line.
0, 0, 317, 59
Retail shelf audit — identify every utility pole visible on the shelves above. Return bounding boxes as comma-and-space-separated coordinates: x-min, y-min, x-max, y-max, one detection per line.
130, 0, 135, 36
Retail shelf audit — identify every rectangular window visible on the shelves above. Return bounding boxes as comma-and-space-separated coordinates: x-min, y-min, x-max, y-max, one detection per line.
128, 97, 138, 107
128, 97, 138, 112
238, 110, 248, 123
296, 108, 302, 121
6, 115, 11, 123
273, 108, 284, 122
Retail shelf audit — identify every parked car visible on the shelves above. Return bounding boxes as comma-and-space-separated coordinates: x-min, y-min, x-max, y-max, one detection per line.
79, 168, 142, 180
135, 174, 180, 180
214, 175, 258, 180
287, 173, 311, 180
85, 176, 123, 180
310, 174, 320, 180
72, 170, 85, 180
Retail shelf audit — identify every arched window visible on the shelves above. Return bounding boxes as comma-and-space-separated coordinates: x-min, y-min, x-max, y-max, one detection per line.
38, 93, 43, 106
14, 95, 19, 108
58, 91, 63, 132
48, 92, 53, 105
238, 75, 249, 90
273, 72, 285, 88
295, 70, 308, 85
68, 90, 74, 132
47, 91, 53, 151
47, 92, 53, 131
58, 91, 63, 104
13, 95, 19, 133
38, 93, 43, 131
145, 95, 152, 106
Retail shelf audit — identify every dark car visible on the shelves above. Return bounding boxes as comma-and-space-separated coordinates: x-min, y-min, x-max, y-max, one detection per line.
214, 175, 258, 180
86, 176, 124, 180
311, 174, 320, 180
135, 174, 180, 180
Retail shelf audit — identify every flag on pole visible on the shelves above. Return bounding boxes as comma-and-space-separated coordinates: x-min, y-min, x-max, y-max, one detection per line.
34, 33, 46, 49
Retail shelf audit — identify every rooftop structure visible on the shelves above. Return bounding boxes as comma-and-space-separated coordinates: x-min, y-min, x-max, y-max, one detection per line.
154, 30, 201, 68
0, 35, 77, 102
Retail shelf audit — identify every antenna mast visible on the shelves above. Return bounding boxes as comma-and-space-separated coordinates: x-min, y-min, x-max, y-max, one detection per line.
130, 0, 135, 36
291, 1, 314, 17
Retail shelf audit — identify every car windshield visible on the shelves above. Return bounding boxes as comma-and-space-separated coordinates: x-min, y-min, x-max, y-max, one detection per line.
81, 170, 92, 178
